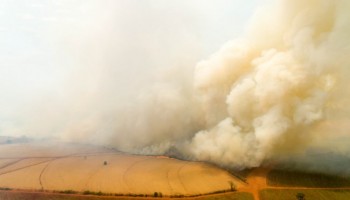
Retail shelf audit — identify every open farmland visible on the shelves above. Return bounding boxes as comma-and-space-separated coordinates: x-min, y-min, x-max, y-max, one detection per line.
267, 169, 350, 188
260, 189, 350, 200
237, 167, 350, 200
2, 142, 350, 200
0, 142, 244, 196
0, 190, 253, 200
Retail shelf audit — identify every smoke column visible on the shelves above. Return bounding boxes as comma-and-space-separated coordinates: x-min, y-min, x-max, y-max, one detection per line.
188, 0, 350, 168
109, 0, 350, 169
3, 0, 350, 169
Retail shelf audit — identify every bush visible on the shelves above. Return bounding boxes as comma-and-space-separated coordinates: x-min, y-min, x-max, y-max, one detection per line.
83, 190, 93, 195
59, 190, 77, 194
296, 193, 305, 200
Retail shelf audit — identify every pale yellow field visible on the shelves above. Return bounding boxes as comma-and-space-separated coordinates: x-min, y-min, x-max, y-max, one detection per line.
0, 142, 243, 195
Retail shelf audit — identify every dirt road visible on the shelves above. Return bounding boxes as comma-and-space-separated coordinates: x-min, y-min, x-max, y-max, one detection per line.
237, 168, 270, 200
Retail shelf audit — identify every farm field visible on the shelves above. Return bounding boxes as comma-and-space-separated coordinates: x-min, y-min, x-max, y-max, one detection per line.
2, 141, 350, 200
238, 167, 350, 200
267, 169, 350, 188
0, 190, 253, 200
0, 142, 243, 196
260, 189, 350, 200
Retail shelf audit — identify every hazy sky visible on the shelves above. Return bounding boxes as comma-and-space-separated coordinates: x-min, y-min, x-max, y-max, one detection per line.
0, 0, 264, 135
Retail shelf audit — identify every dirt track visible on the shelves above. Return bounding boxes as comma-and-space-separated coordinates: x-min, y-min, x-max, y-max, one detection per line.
237, 168, 270, 200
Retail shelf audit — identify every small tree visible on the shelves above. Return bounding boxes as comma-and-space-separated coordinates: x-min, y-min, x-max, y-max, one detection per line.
154, 192, 158, 197
228, 181, 235, 191
159, 192, 163, 197
296, 193, 305, 200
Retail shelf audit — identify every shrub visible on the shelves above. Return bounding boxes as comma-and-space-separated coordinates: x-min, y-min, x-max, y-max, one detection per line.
296, 193, 305, 200
59, 190, 77, 194
83, 190, 93, 195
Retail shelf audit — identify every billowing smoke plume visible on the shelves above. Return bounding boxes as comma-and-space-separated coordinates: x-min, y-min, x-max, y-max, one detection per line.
189, 0, 350, 168
3, 0, 350, 169
109, 0, 350, 169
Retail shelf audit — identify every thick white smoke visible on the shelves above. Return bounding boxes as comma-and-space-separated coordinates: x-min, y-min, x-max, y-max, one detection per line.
189, 0, 350, 168
3, 0, 350, 169
83, 0, 350, 169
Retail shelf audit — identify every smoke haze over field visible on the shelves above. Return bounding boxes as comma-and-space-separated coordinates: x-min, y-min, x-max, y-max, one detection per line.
1, 0, 350, 169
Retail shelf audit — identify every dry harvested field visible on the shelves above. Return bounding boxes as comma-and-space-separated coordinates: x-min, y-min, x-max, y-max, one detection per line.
3, 141, 350, 200
0, 142, 244, 196
0, 190, 253, 200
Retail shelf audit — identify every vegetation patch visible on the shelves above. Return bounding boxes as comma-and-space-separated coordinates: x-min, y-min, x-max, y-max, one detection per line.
260, 189, 350, 200
267, 169, 350, 187
82, 190, 104, 196
58, 190, 77, 194
199, 192, 253, 200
